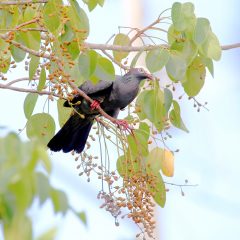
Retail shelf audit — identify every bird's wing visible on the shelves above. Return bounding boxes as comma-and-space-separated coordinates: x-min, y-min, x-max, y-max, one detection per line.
64, 80, 114, 108
80, 80, 113, 94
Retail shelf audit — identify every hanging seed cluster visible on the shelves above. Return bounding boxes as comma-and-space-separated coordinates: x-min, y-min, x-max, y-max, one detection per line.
72, 124, 162, 240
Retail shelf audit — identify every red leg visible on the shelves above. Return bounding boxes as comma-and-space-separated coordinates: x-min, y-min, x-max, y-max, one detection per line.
115, 119, 134, 133
90, 100, 100, 110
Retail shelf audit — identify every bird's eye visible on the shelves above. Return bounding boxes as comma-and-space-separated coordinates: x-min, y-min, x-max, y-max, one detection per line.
138, 68, 144, 73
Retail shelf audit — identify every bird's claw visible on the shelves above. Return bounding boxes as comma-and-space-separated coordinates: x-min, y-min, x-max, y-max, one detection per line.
115, 119, 134, 133
90, 100, 100, 110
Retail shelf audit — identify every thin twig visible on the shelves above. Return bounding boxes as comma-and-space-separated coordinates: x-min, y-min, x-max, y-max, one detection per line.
129, 17, 166, 45
0, 0, 47, 5
101, 50, 129, 71
164, 181, 198, 187
0, 33, 50, 58
221, 42, 240, 50
5, 77, 37, 86
0, 28, 47, 32
16, 19, 39, 29
0, 83, 62, 98
85, 42, 169, 52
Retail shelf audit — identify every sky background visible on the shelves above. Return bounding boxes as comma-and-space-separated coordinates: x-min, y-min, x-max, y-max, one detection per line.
1, 0, 240, 240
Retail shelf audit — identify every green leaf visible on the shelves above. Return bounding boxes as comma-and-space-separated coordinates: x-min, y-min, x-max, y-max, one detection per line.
75, 211, 87, 226
36, 172, 50, 206
167, 25, 182, 45
146, 147, 164, 173
172, 2, 187, 31
92, 57, 115, 82
21, 7, 41, 51
4, 215, 33, 240
113, 33, 130, 62
97, 0, 105, 7
169, 100, 189, 133
171, 40, 198, 66
130, 49, 144, 68
78, 50, 98, 79
10, 34, 26, 62
171, 2, 194, 32
147, 171, 166, 207
116, 153, 141, 178
57, 99, 72, 127
200, 32, 222, 61
164, 88, 173, 112
166, 52, 187, 81
135, 90, 148, 120
51, 188, 69, 214
36, 227, 57, 240
37, 67, 46, 91
127, 122, 150, 158
202, 57, 214, 77
182, 2, 195, 18
66, 41, 80, 60
61, 22, 75, 42
142, 86, 165, 131
69, 0, 89, 38
24, 93, 38, 119
146, 48, 170, 73
9, 175, 34, 213
29, 55, 39, 80
35, 146, 52, 173
182, 56, 206, 96
43, 0, 62, 34
193, 18, 210, 45
26, 113, 56, 144
87, 0, 98, 11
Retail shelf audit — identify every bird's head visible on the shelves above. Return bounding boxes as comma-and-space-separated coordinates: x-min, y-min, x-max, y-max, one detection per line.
126, 67, 154, 81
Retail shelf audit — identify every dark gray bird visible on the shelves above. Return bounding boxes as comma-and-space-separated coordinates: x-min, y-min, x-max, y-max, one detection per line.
47, 67, 153, 153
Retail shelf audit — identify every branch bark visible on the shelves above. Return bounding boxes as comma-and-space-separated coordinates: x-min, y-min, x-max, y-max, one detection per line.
0, 83, 61, 98
0, 0, 47, 5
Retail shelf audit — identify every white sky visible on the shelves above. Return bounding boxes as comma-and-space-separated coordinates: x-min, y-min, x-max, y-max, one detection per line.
1, 1, 240, 240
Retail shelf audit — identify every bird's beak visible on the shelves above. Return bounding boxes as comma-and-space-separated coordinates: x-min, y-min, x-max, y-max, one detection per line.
145, 72, 154, 80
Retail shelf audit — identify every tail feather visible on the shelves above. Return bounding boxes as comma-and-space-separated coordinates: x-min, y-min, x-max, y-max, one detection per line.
47, 114, 93, 153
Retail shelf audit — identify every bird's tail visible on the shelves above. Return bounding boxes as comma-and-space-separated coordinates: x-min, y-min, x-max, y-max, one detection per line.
47, 114, 93, 153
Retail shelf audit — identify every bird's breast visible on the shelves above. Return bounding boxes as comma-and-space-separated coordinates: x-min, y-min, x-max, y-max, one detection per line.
108, 83, 139, 109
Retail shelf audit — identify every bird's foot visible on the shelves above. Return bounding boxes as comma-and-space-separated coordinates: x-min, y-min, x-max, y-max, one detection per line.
115, 119, 134, 133
90, 100, 100, 110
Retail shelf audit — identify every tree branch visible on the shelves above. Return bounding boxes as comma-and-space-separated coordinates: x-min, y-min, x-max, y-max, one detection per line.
221, 42, 240, 50
5, 77, 37, 86
85, 42, 240, 52
0, 83, 62, 98
129, 17, 163, 45
0, 33, 51, 59
0, 0, 47, 5
85, 42, 168, 52
101, 50, 129, 70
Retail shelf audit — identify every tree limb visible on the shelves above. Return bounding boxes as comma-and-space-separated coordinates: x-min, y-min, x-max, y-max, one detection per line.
85, 42, 240, 52
0, 83, 62, 98
101, 50, 129, 71
221, 42, 240, 50
0, 0, 47, 5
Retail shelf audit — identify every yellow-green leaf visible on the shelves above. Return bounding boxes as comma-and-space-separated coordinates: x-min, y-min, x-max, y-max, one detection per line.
37, 67, 46, 91
29, 55, 39, 80
169, 100, 189, 133
146, 48, 170, 73
57, 99, 72, 127
113, 33, 130, 62
166, 52, 187, 81
24, 93, 38, 119
182, 57, 206, 96
43, 0, 62, 34
193, 18, 210, 45
26, 113, 56, 144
